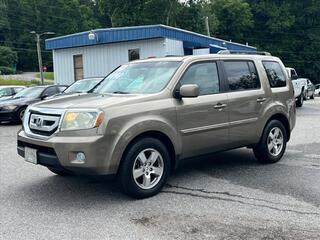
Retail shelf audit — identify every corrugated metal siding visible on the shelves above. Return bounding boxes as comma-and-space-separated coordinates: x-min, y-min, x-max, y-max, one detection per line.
164, 39, 184, 56
53, 38, 166, 85
46, 25, 256, 52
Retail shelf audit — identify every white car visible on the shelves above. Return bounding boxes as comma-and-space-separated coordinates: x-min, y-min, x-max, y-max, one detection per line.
286, 68, 307, 107
0, 86, 26, 101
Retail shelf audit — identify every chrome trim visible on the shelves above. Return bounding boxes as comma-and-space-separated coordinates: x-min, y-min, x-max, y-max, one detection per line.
29, 114, 60, 132
24, 107, 66, 140
181, 122, 229, 135
181, 117, 258, 135
229, 117, 258, 127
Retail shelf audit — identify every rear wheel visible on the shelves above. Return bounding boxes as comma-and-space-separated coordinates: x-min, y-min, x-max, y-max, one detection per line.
296, 92, 304, 107
119, 137, 171, 199
253, 120, 287, 164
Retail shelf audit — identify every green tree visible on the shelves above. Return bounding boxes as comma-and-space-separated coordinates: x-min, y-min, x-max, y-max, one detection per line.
210, 0, 254, 40
0, 46, 18, 67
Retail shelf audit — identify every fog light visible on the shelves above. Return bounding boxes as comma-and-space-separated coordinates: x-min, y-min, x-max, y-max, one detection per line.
71, 152, 86, 164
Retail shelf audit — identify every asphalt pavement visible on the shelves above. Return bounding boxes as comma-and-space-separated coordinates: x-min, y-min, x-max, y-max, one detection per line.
0, 98, 319, 240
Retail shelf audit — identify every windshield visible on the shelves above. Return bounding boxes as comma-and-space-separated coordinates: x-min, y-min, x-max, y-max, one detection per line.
14, 87, 44, 98
64, 78, 101, 93
94, 61, 181, 94
0, 87, 12, 97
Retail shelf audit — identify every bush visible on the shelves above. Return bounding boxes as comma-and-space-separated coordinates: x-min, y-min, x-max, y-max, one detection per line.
0, 66, 14, 75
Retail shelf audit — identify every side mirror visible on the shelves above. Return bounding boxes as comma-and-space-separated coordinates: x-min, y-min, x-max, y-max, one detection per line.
177, 84, 200, 98
41, 94, 49, 100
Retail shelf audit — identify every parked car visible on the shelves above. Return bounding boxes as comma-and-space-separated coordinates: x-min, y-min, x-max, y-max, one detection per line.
286, 67, 307, 107
305, 79, 315, 99
315, 84, 320, 96
51, 77, 103, 98
0, 85, 67, 123
0, 86, 26, 101
17, 53, 296, 198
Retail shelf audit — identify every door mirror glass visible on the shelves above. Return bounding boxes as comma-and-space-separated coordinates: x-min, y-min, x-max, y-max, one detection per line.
179, 84, 199, 98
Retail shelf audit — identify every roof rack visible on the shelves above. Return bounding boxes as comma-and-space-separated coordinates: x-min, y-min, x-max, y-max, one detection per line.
217, 50, 272, 56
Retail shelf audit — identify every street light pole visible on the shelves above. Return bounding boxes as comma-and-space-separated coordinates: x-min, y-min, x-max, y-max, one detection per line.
30, 31, 55, 85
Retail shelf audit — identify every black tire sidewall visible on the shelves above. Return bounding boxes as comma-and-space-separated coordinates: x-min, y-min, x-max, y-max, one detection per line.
119, 137, 171, 199
255, 120, 287, 163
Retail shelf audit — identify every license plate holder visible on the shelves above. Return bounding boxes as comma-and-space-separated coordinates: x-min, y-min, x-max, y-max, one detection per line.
25, 147, 38, 164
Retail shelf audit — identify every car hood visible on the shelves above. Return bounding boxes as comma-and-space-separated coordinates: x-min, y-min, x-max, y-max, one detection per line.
32, 93, 155, 110
0, 97, 39, 107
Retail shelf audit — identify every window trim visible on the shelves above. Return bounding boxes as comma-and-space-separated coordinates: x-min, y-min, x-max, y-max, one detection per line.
262, 60, 287, 88
222, 59, 262, 93
173, 60, 224, 97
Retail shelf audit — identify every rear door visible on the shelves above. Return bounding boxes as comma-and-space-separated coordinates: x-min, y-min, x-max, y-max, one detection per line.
222, 60, 267, 147
175, 61, 229, 158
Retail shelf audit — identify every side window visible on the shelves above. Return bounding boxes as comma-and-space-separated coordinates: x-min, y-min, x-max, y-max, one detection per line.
262, 61, 286, 88
13, 87, 24, 94
42, 87, 58, 97
224, 61, 261, 91
179, 62, 220, 95
0, 88, 12, 97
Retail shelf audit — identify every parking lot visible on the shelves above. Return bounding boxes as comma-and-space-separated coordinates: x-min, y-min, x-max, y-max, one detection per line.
0, 99, 319, 240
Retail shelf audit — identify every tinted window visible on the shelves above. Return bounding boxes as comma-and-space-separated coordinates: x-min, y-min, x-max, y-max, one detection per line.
262, 61, 286, 88
179, 62, 220, 95
43, 87, 58, 97
224, 61, 260, 91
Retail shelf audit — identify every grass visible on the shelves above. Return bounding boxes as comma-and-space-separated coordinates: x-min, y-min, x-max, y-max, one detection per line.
0, 78, 52, 86
36, 72, 54, 80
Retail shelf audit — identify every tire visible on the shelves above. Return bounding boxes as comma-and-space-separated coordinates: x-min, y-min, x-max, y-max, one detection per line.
14, 107, 26, 123
47, 167, 71, 176
118, 137, 171, 199
296, 92, 304, 107
253, 120, 287, 164
310, 94, 314, 99
303, 89, 307, 100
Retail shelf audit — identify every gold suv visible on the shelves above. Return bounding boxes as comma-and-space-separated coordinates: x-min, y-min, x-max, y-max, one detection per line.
17, 53, 296, 198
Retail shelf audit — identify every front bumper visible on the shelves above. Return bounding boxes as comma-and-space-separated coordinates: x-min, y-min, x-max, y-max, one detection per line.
0, 111, 16, 122
17, 130, 115, 175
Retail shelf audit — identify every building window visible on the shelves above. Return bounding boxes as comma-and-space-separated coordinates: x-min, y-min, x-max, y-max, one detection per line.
128, 49, 140, 61
73, 55, 83, 81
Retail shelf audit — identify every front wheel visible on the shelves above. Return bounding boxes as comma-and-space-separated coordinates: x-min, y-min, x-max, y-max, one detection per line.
14, 107, 26, 123
310, 94, 314, 99
119, 137, 171, 199
296, 93, 304, 107
253, 120, 287, 164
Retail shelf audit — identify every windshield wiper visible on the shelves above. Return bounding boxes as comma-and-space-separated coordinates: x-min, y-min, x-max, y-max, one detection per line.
112, 91, 130, 94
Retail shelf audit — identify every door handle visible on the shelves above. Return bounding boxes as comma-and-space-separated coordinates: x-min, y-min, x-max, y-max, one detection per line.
214, 103, 227, 110
257, 97, 266, 103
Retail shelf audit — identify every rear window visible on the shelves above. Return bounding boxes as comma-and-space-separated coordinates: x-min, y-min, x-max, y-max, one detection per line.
223, 61, 261, 91
262, 61, 286, 88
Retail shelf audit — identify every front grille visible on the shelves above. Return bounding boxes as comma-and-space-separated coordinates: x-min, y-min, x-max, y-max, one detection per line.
27, 110, 62, 137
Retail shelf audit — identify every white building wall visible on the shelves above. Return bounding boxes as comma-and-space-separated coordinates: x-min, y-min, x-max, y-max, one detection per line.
53, 38, 168, 85
164, 38, 184, 56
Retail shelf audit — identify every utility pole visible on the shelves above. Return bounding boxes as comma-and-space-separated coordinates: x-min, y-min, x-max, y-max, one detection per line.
205, 16, 210, 37
30, 31, 55, 85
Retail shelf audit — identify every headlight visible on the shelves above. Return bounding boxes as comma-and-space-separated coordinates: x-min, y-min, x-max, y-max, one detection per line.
2, 105, 18, 111
60, 109, 104, 131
